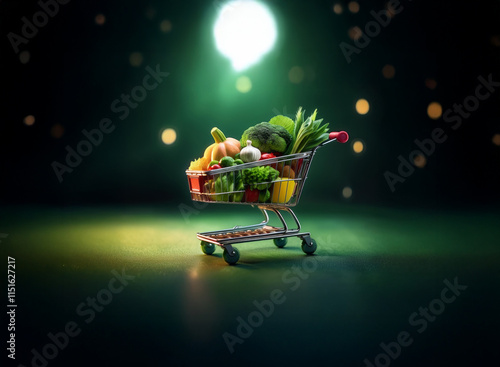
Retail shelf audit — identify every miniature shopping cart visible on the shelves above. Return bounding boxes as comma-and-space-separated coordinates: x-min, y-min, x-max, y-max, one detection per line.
185, 131, 349, 265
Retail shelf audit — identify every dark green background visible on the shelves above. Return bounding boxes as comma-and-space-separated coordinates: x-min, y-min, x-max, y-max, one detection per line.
1, 0, 499, 206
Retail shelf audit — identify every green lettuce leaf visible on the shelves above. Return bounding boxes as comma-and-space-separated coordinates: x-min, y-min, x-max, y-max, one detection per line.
269, 115, 295, 136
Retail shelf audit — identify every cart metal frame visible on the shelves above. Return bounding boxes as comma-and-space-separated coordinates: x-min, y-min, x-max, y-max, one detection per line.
186, 131, 348, 264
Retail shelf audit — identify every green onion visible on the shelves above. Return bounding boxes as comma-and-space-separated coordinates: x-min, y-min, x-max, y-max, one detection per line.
290, 108, 330, 154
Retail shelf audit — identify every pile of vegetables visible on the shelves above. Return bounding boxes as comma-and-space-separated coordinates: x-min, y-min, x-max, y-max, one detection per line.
187, 107, 331, 204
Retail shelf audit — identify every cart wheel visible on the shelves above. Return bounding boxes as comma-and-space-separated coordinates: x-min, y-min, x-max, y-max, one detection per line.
201, 241, 216, 255
223, 247, 240, 265
273, 238, 288, 248
301, 238, 317, 255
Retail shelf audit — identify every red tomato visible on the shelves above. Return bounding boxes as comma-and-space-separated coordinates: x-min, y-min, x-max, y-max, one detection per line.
245, 188, 259, 202
209, 164, 221, 170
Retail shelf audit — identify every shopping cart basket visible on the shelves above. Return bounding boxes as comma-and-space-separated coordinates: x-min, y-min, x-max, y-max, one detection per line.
185, 131, 349, 265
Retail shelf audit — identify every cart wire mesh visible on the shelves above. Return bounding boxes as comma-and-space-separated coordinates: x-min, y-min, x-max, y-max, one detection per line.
186, 151, 315, 207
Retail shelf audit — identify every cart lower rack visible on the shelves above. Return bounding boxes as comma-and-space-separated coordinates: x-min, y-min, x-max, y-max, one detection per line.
185, 131, 349, 265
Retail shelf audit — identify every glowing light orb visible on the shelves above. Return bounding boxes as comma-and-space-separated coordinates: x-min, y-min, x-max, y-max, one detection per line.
24, 115, 35, 126
425, 78, 437, 90
356, 99, 370, 115
213, 0, 277, 71
129, 52, 143, 67
382, 64, 395, 79
51, 124, 65, 138
413, 154, 427, 168
288, 66, 304, 84
492, 134, 500, 146
19, 51, 30, 64
236, 76, 252, 93
160, 20, 172, 33
348, 1, 360, 13
348, 26, 362, 41
427, 102, 442, 120
95, 14, 106, 25
353, 140, 364, 153
342, 186, 353, 199
161, 128, 177, 145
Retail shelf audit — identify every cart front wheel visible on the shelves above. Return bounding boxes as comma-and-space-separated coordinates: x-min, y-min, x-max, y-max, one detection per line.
273, 238, 288, 248
301, 238, 317, 255
201, 241, 216, 255
223, 247, 240, 265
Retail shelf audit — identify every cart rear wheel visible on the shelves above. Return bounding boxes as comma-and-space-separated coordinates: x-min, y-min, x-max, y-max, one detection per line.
273, 238, 288, 248
223, 247, 240, 265
301, 238, 317, 255
201, 241, 216, 255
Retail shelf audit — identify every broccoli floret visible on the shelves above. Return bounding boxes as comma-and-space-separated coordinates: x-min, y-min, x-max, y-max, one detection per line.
242, 166, 279, 190
240, 122, 293, 154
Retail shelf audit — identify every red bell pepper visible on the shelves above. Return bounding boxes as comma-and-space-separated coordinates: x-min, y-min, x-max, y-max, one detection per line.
260, 153, 276, 160
259, 153, 278, 169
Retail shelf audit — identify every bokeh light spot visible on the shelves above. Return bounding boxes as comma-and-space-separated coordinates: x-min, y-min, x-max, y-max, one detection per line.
348, 1, 360, 13
19, 51, 30, 64
348, 26, 362, 41
333, 4, 343, 14
145, 7, 156, 20
353, 140, 364, 154
492, 134, 500, 146
413, 154, 427, 168
342, 186, 353, 199
51, 124, 65, 139
490, 35, 500, 47
160, 20, 172, 33
427, 102, 442, 120
425, 78, 437, 90
355, 99, 370, 115
129, 52, 143, 67
24, 115, 35, 126
161, 128, 177, 145
236, 76, 252, 93
382, 64, 395, 79
288, 66, 305, 84
95, 14, 106, 25
386, 2, 397, 18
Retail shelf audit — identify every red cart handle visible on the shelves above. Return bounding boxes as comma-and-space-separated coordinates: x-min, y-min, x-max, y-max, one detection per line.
329, 131, 349, 143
